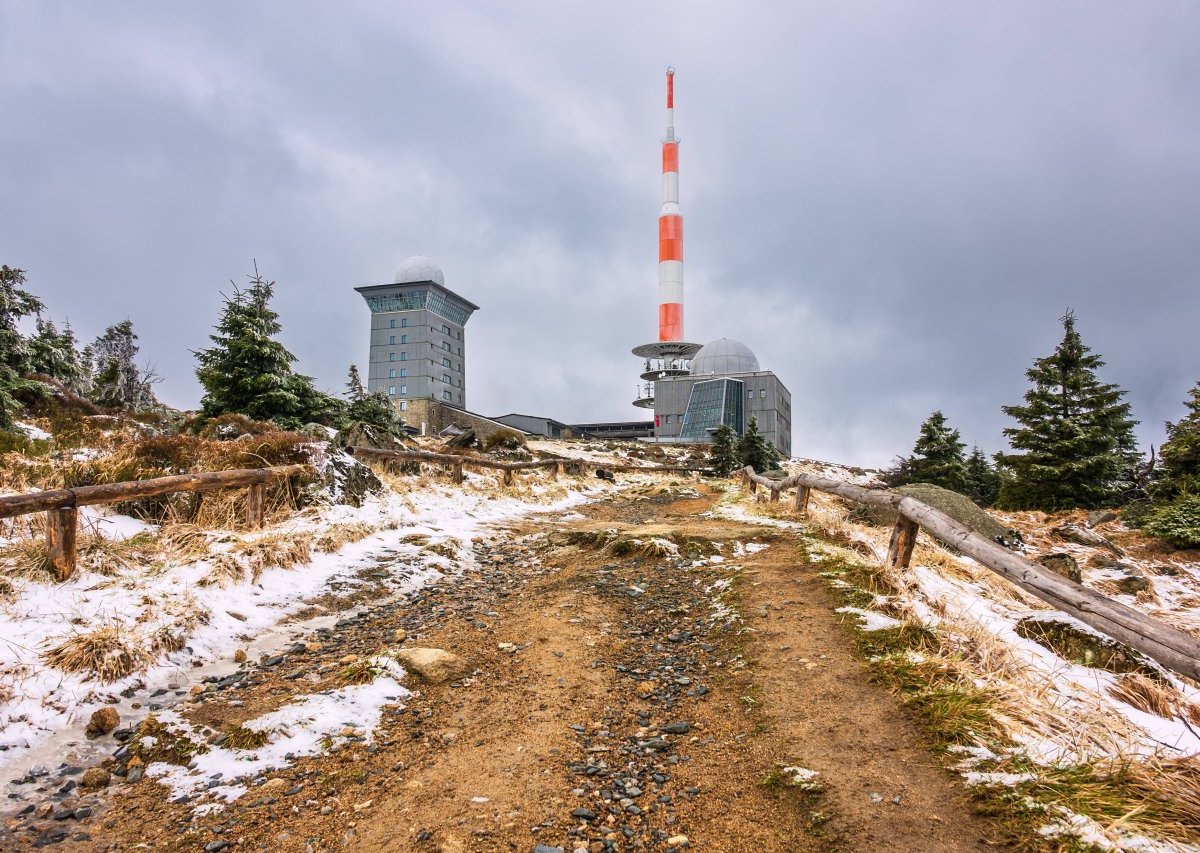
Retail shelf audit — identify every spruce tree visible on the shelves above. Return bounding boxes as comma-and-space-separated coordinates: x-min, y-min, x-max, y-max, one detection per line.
343, 364, 405, 437
29, 318, 88, 391
1150, 381, 1200, 502
0, 265, 45, 428
709, 423, 738, 477
195, 264, 341, 429
905, 410, 968, 492
89, 320, 158, 410
735, 416, 776, 474
964, 446, 1000, 506
996, 311, 1139, 510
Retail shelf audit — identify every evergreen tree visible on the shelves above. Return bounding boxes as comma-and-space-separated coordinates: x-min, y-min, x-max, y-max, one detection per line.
964, 446, 1001, 506
709, 423, 738, 477
1150, 381, 1200, 502
346, 364, 366, 401
996, 311, 1139, 510
89, 320, 158, 410
905, 410, 968, 492
343, 365, 405, 437
735, 416, 777, 474
28, 318, 88, 391
0, 265, 45, 428
195, 264, 342, 429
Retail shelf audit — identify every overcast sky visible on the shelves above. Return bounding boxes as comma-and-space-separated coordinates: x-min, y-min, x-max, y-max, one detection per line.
2, 2, 1198, 466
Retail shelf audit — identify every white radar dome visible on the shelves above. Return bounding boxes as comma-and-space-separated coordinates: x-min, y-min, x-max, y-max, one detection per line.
395, 255, 444, 286
690, 338, 760, 375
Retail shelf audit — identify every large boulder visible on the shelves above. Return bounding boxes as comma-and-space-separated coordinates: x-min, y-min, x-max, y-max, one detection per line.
1015, 615, 1161, 677
306, 445, 382, 507
850, 483, 1017, 547
392, 648, 470, 684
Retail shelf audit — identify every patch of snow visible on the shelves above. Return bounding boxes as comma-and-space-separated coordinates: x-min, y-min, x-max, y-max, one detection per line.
14, 422, 50, 441
835, 607, 903, 631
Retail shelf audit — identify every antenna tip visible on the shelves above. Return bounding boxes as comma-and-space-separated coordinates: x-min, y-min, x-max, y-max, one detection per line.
666, 66, 675, 76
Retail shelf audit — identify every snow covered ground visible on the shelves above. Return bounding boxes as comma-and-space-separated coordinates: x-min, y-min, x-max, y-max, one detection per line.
0, 456, 627, 780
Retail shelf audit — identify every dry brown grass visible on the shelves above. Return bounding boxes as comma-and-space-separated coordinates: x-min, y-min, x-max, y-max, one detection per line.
148, 625, 187, 655
201, 553, 247, 587
0, 537, 53, 580
42, 625, 149, 682
236, 532, 314, 582
314, 522, 377, 554
158, 523, 211, 562
220, 724, 272, 750
1107, 673, 1200, 725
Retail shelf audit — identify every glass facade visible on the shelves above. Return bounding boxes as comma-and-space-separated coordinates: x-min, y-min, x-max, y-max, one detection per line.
363, 291, 471, 326
679, 378, 744, 441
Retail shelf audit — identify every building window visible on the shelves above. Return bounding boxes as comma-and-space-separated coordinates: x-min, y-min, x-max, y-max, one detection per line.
388, 352, 395, 362
388, 386, 395, 396
457, 347, 462, 356
457, 331, 462, 340
442, 390, 452, 401
399, 401, 408, 412
400, 334, 407, 344
442, 341, 451, 352
388, 369, 396, 378
442, 357, 451, 368
400, 318, 407, 327
441, 324, 450, 335
457, 363, 462, 372
399, 384, 407, 395
400, 368, 407, 378
390, 318, 397, 328
442, 373, 451, 384
389, 335, 396, 345
400, 352, 407, 361
760, 389, 766, 398
457, 379, 462, 388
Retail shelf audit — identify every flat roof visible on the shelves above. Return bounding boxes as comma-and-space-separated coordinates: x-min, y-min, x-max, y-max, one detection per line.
354, 279, 481, 312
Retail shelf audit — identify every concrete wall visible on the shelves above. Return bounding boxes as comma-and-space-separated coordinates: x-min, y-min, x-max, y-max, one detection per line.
404, 399, 526, 443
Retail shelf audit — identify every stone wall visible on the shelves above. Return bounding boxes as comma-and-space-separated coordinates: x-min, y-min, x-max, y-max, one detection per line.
402, 399, 524, 442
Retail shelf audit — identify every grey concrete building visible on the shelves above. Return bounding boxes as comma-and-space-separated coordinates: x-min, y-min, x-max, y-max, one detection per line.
355, 256, 478, 416
649, 338, 792, 456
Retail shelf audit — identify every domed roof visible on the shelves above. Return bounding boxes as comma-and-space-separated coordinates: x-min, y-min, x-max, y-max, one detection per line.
395, 255, 444, 286
690, 338, 760, 375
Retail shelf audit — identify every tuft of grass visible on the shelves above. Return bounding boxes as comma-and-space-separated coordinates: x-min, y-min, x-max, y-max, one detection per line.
236, 532, 313, 582
0, 537, 53, 580
159, 523, 211, 562
43, 625, 149, 682
220, 724, 271, 750
338, 658, 383, 685
1107, 673, 1200, 724
148, 626, 186, 655
201, 553, 247, 587
314, 522, 376, 554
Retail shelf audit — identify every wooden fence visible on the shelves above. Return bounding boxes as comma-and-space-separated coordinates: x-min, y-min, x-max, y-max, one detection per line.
740, 466, 1200, 682
0, 465, 311, 581
347, 446, 702, 486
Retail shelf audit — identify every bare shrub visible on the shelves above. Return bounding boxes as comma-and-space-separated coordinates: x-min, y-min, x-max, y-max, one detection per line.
43, 625, 149, 682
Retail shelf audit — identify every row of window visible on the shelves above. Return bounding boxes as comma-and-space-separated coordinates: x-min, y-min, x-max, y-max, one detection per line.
386, 316, 464, 342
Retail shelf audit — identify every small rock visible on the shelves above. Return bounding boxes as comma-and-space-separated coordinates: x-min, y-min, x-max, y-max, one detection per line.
353, 799, 373, 812
234, 649, 247, 663
260, 778, 289, 792
1087, 510, 1119, 528
85, 707, 120, 739
666, 836, 689, 849
393, 629, 408, 643
660, 722, 690, 735
392, 648, 470, 684
227, 611, 248, 622
1037, 552, 1081, 584
80, 768, 110, 791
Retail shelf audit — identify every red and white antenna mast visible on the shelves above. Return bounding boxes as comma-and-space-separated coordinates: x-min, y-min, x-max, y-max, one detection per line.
658, 67, 683, 341
633, 67, 702, 412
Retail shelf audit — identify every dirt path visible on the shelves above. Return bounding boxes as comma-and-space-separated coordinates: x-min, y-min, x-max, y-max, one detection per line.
4, 482, 1003, 851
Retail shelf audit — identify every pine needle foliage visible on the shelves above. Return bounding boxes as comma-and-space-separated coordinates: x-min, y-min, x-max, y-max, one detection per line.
1151, 381, 1200, 502
709, 423, 739, 477
996, 311, 1139, 510
194, 263, 343, 430
0, 265, 46, 428
905, 410, 968, 493
964, 446, 1001, 507
735, 416, 777, 473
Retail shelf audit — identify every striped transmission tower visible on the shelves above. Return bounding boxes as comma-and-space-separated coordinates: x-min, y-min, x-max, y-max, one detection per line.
633, 68, 702, 411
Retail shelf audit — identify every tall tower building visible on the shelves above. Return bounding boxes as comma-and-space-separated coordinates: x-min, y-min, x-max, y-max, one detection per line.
633, 68, 702, 411
355, 255, 479, 415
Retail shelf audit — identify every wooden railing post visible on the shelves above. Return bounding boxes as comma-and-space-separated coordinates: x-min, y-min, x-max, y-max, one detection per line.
885, 515, 919, 572
503, 469, 513, 487
556, 462, 566, 479
795, 485, 811, 515
769, 485, 780, 503
47, 506, 77, 582
245, 483, 265, 529
452, 462, 464, 484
